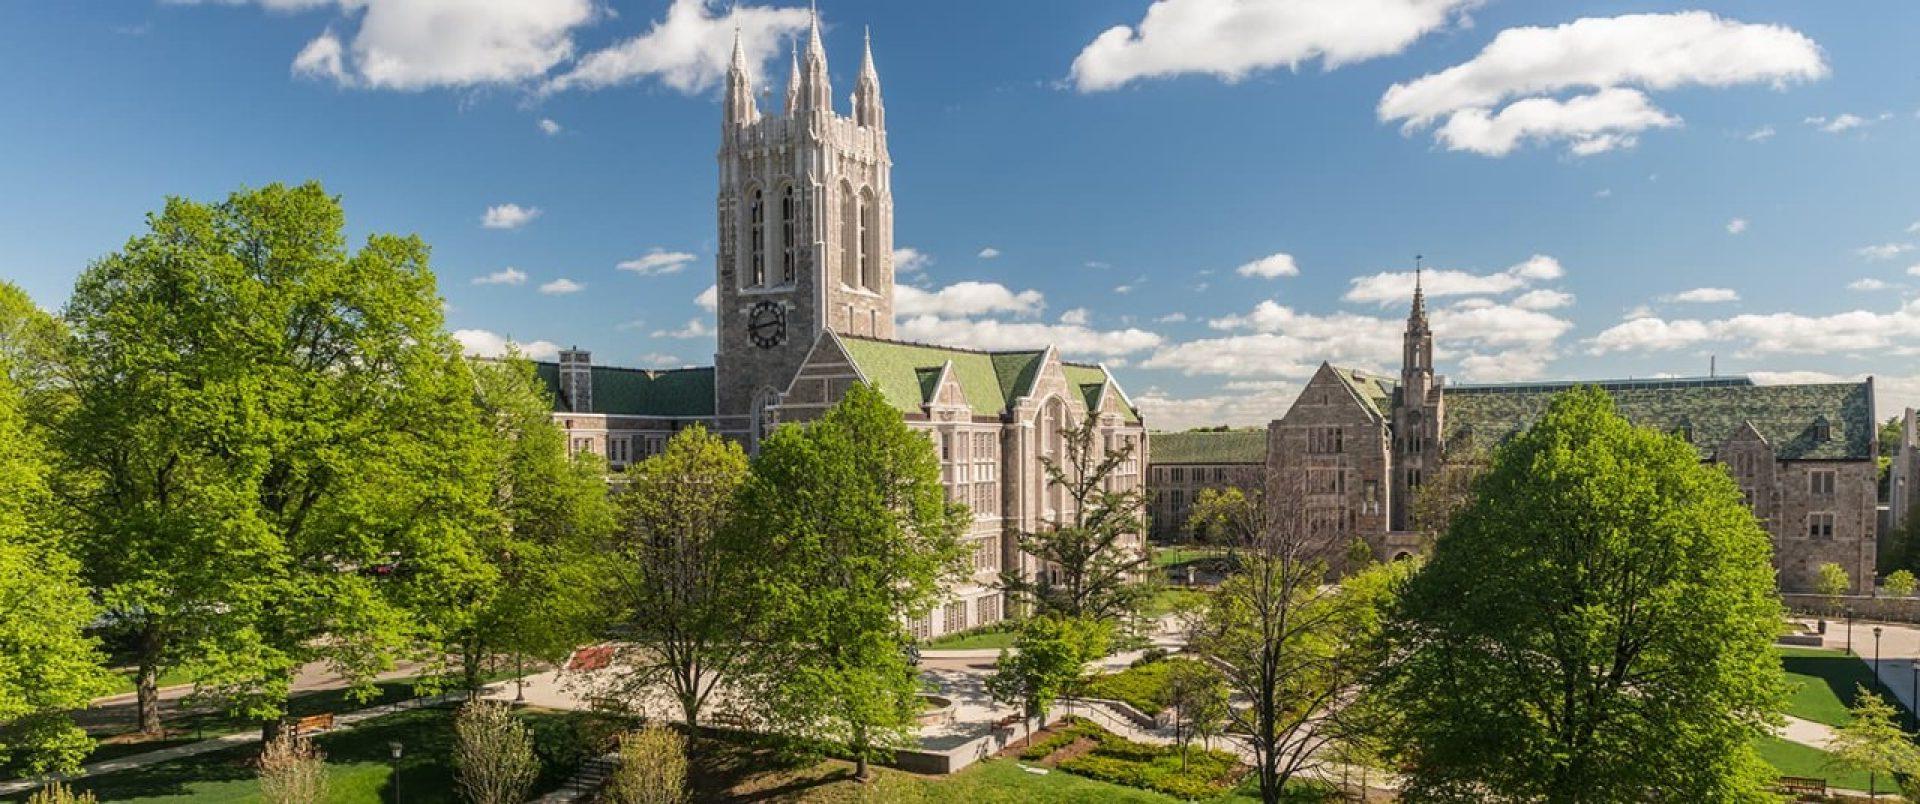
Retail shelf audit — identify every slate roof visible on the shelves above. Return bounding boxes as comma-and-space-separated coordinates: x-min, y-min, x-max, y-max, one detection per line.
533, 362, 716, 417
1329, 365, 1397, 420
1150, 430, 1268, 465
1442, 376, 1873, 461
836, 334, 1141, 423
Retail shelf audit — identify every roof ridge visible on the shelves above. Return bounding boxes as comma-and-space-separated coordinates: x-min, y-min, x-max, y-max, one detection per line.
835, 332, 1046, 358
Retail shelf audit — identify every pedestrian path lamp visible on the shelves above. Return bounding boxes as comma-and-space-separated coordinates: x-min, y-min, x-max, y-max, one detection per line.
389, 741, 403, 803
1909, 660, 1919, 733
1875, 626, 1884, 678
1847, 609, 1855, 654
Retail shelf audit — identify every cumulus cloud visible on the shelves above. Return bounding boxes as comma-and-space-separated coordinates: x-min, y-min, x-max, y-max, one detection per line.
1726, 218, 1748, 234
1133, 387, 1293, 430
1859, 243, 1914, 261
977, 247, 1001, 259
1156, 312, 1190, 323
538, 118, 562, 135
1805, 112, 1890, 134
895, 281, 1044, 318
1745, 125, 1775, 142
1511, 289, 1573, 310
1380, 12, 1826, 156
1666, 287, 1739, 303
281, 0, 598, 90
1849, 278, 1891, 291
653, 318, 713, 339
1060, 308, 1091, 326
482, 203, 541, 229
695, 284, 717, 313
539, 278, 584, 295
1344, 254, 1563, 304
453, 329, 560, 360
544, 0, 809, 94
1070, 0, 1480, 92
892, 247, 932, 276
1588, 299, 1920, 357
472, 267, 527, 286
1235, 252, 1301, 279
617, 249, 697, 276
897, 316, 1161, 359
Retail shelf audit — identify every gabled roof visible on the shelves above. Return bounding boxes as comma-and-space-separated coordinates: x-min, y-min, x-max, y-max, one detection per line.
1442, 376, 1873, 461
1150, 430, 1268, 465
533, 362, 716, 417
835, 334, 1141, 422
1328, 364, 1398, 421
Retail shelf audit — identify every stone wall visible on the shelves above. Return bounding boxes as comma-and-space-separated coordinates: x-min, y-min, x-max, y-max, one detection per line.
1769, 460, 1879, 594
1147, 462, 1262, 539
1783, 593, 1920, 625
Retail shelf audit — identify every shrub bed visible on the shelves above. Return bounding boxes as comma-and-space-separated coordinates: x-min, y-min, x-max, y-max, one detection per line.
1049, 720, 1243, 800
1083, 655, 1209, 717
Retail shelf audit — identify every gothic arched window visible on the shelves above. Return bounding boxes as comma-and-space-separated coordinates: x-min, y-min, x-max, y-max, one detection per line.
859, 187, 878, 290
748, 188, 766, 287
780, 185, 797, 284
839, 183, 858, 287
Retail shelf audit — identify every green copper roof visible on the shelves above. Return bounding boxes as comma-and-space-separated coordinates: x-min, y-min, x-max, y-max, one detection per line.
1062, 363, 1141, 424
1150, 430, 1268, 464
1442, 377, 1872, 461
1329, 365, 1397, 420
837, 335, 1140, 422
534, 362, 716, 417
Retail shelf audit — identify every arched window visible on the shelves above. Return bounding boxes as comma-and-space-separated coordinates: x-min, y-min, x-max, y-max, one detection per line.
839, 183, 858, 287
859, 188, 877, 290
780, 185, 797, 284
748, 189, 766, 287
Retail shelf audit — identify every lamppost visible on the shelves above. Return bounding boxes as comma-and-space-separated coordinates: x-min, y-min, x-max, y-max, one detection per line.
1848, 608, 1856, 655
388, 741, 403, 804
1875, 626, 1884, 679
1909, 660, 1919, 733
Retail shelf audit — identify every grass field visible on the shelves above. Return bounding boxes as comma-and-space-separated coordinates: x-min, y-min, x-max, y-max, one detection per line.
925, 626, 1018, 650
1152, 545, 1226, 569
6, 706, 599, 804
1776, 646, 1909, 727
1754, 735, 1899, 794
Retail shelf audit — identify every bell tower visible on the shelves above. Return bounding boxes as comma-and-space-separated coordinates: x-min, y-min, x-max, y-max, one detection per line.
713, 14, 894, 443
1390, 257, 1443, 531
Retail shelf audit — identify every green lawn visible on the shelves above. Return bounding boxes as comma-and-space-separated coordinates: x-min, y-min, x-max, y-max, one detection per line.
697, 752, 1289, 803
1142, 588, 1210, 619
1755, 735, 1899, 794
1153, 545, 1226, 569
102, 666, 199, 697
1777, 646, 1909, 727
7, 706, 600, 804
926, 628, 1018, 650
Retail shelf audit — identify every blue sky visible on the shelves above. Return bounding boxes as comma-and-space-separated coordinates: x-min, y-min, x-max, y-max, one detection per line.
2, 0, 1917, 428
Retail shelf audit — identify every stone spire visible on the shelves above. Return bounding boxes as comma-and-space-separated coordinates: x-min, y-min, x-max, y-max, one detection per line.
796, 3, 832, 113
1408, 256, 1429, 334
1402, 254, 1434, 398
784, 41, 801, 115
854, 25, 884, 129
724, 29, 757, 128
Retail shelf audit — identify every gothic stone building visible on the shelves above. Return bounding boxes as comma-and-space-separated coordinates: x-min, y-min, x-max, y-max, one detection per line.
1146, 430, 1267, 540
531, 20, 1148, 641
1265, 279, 1878, 593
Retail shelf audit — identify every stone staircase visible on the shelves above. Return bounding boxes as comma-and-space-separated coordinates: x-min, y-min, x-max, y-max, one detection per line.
532, 752, 618, 803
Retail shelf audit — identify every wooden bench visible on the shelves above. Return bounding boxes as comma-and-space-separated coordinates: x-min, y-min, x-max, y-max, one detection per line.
291, 713, 335, 737
992, 714, 1024, 730
1776, 776, 1827, 800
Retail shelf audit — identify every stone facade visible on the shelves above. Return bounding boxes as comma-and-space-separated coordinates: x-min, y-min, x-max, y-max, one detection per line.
533, 19, 1149, 642
1260, 276, 1879, 593
1145, 430, 1266, 540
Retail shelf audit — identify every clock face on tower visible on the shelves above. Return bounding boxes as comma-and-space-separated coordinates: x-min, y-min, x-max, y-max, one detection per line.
747, 301, 786, 349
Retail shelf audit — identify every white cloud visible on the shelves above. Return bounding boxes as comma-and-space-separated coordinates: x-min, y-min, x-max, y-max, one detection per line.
977, 247, 1001, 259
1804, 112, 1889, 134
1849, 278, 1891, 291
471, 267, 527, 286
896, 316, 1161, 359
1344, 254, 1563, 304
634, 352, 682, 366
1235, 252, 1301, 279
1594, 188, 1612, 198
1859, 243, 1914, 261
1588, 299, 1920, 357
481, 203, 541, 229
1156, 312, 1189, 323
653, 318, 713, 339
1431, 87, 1678, 156
1133, 387, 1292, 430
617, 249, 697, 276
1666, 287, 1739, 304
1381, 12, 1826, 156
281, 0, 599, 90
1587, 317, 1715, 354
538, 278, 584, 295
1909, 221, 1920, 234
1070, 0, 1480, 92
1511, 289, 1573, 311
695, 284, 717, 313
453, 329, 560, 361
1908, 264, 1920, 278
895, 281, 1045, 318
1060, 308, 1091, 326
544, 0, 809, 94
538, 118, 562, 135
1745, 125, 1775, 142
1726, 218, 1748, 235
892, 247, 932, 276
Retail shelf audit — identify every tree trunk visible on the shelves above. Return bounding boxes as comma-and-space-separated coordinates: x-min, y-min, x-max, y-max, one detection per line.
853, 725, 871, 782
135, 623, 165, 736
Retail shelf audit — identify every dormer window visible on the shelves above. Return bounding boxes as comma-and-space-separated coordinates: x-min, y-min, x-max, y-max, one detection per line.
1813, 417, 1832, 442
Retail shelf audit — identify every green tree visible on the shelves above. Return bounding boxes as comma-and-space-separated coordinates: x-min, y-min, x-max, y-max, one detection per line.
59, 183, 493, 736
0, 281, 69, 408
0, 371, 110, 774
431, 357, 613, 699
985, 615, 1110, 746
1378, 388, 1785, 802
1817, 562, 1852, 617
1185, 482, 1409, 804
1156, 658, 1229, 771
1408, 446, 1486, 549
999, 407, 1150, 622
1886, 569, 1918, 598
737, 383, 968, 780
600, 424, 753, 737
454, 701, 539, 804
1825, 686, 1920, 799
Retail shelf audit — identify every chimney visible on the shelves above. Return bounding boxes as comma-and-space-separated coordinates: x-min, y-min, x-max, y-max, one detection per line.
560, 347, 592, 413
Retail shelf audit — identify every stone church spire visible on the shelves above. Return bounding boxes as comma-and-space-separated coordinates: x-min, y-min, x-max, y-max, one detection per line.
724, 29, 757, 128
854, 26, 884, 129
797, 5, 832, 113
784, 42, 801, 115
1401, 255, 1434, 400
